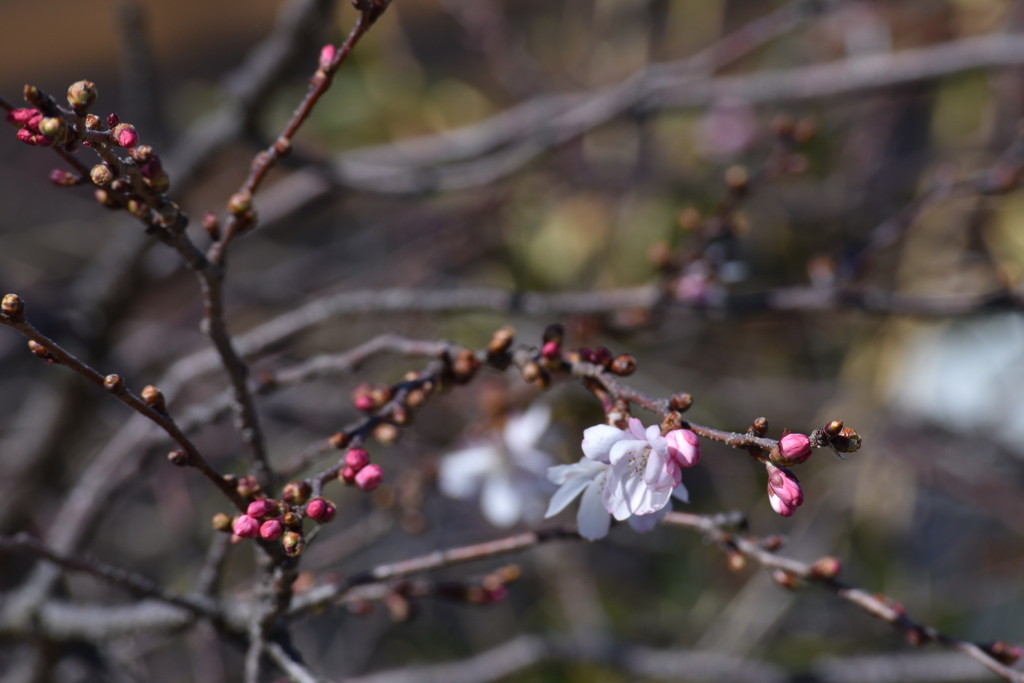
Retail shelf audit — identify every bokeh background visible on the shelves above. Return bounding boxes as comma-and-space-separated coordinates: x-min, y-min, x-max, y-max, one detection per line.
2, 0, 1024, 681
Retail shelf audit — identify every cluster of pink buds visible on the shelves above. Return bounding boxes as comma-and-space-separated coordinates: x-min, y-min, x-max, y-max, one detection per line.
6, 108, 59, 147
339, 448, 383, 491
352, 383, 393, 412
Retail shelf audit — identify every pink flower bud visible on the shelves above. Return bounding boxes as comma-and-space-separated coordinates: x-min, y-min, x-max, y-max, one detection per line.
49, 169, 76, 186
355, 463, 383, 491
766, 463, 803, 517
232, 514, 260, 539
778, 432, 812, 464
541, 340, 560, 360
260, 519, 284, 541
306, 497, 327, 520
111, 123, 138, 148
141, 156, 163, 179
6, 108, 37, 127
319, 44, 336, 71
106, 113, 120, 128
15, 128, 52, 146
318, 502, 337, 523
666, 428, 701, 467
354, 395, 376, 412
340, 466, 357, 485
247, 499, 276, 518
345, 448, 370, 471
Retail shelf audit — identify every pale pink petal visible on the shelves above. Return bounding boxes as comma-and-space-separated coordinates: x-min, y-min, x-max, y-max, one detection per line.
581, 425, 628, 463
545, 476, 592, 518
666, 429, 701, 468
608, 439, 647, 466
577, 474, 611, 540
627, 418, 647, 440
547, 458, 605, 485
672, 482, 689, 503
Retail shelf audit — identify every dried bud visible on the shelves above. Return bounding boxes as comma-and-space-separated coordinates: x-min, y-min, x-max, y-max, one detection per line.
487, 326, 515, 357
319, 44, 336, 71
373, 423, 399, 445
345, 448, 370, 472
610, 354, 636, 376
281, 531, 305, 556
661, 411, 684, 434
810, 556, 842, 579
329, 432, 350, 449
282, 480, 311, 506
212, 513, 232, 532
542, 323, 564, 344
260, 519, 284, 541
2, 294, 25, 319
247, 499, 276, 518
833, 427, 862, 453
49, 169, 77, 186
772, 569, 800, 591
90, 164, 114, 186
101, 376, 127, 399
451, 349, 480, 382
727, 551, 747, 572
232, 514, 260, 539
591, 346, 612, 368
202, 211, 220, 241
236, 475, 261, 498
111, 123, 138, 148
228, 191, 252, 215
167, 449, 188, 467
283, 512, 301, 529
140, 385, 166, 412
355, 464, 383, 491
306, 498, 328, 520
749, 417, 769, 437
66, 80, 97, 109
669, 393, 693, 412
520, 361, 541, 383
84, 114, 101, 129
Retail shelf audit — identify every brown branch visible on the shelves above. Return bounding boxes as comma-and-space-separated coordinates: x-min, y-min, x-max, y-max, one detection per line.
660, 512, 1024, 683
0, 308, 246, 510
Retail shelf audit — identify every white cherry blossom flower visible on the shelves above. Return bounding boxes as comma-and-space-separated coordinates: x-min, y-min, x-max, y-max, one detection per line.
545, 418, 699, 540
439, 402, 554, 528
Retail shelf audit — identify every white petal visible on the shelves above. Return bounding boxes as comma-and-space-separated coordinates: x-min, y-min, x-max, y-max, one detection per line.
547, 458, 605, 485
602, 459, 634, 521
513, 447, 555, 475
504, 403, 551, 455
608, 439, 647, 465
643, 449, 669, 487
627, 418, 647, 440
628, 504, 669, 533
577, 475, 611, 540
480, 475, 523, 527
581, 425, 628, 463
672, 482, 690, 503
438, 446, 501, 499
545, 476, 591, 518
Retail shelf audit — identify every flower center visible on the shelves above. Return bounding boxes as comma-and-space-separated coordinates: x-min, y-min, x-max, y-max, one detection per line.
626, 446, 652, 478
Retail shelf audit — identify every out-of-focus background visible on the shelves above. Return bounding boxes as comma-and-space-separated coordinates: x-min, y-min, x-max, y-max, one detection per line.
2, 0, 1024, 681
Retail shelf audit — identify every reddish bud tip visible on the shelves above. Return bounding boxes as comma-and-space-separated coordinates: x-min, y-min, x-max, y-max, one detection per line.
232, 514, 260, 539
345, 448, 370, 472
810, 556, 842, 579
319, 44, 336, 71
355, 464, 383, 492
111, 123, 138, 148
260, 519, 284, 541
354, 395, 376, 412
281, 531, 305, 556
106, 113, 120, 128
247, 499, 276, 518
306, 498, 327, 520
49, 169, 77, 187
340, 466, 357, 485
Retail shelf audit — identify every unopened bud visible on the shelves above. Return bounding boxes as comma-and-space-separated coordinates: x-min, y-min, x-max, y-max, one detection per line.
810, 556, 842, 579
329, 432, 350, 449
84, 114, 101, 129
2, 294, 25, 319
90, 164, 114, 186
669, 393, 693, 412
340, 466, 357, 485
727, 551, 747, 572
260, 519, 284, 541
281, 531, 305, 556
283, 512, 301, 529
610, 354, 636, 376
824, 420, 843, 437
345, 448, 370, 472
282, 480, 311, 506
451, 349, 480, 382
103, 374, 126, 394
319, 502, 337, 523
520, 361, 541, 383
355, 463, 383, 491
487, 326, 515, 357
306, 498, 327, 520
93, 189, 118, 208
202, 211, 220, 241
384, 593, 411, 622
140, 385, 166, 412
227, 191, 251, 215
772, 569, 799, 591
27, 341, 52, 361
725, 164, 748, 190
761, 535, 784, 551
67, 80, 97, 110
49, 169, 77, 187
129, 144, 154, 163
111, 123, 138, 148
232, 514, 260, 539
319, 44, 336, 71
406, 388, 426, 408
833, 427, 862, 453
373, 423, 399, 445
749, 417, 769, 436
212, 513, 232, 532
167, 449, 188, 467
37, 117, 65, 139
247, 499, 276, 518
236, 475, 261, 498
127, 199, 150, 219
